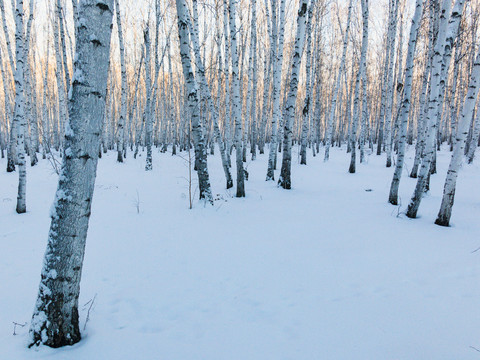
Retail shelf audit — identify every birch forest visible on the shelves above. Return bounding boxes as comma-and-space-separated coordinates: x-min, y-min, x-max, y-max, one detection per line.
1, 0, 480, 358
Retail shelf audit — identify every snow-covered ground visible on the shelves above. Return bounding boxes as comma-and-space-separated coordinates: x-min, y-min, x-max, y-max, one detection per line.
1, 145, 480, 359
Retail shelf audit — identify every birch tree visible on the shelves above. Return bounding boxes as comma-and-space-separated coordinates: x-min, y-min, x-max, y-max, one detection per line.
388, 0, 423, 204
278, 0, 309, 189
29, 0, 114, 347
266, 0, 286, 180
175, 0, 213, 203
435, 45, 480, 226
324, 0, 353, 161
114, 0, 126, 162
13, 0, 27, 213
229, 0, 245, 197
406, 0, 463, 219
348, 0, 369, 174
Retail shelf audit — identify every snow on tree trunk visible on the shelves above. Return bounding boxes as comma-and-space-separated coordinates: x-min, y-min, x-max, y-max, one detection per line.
175, 0, 213, 203
29, 0, 114, 347
388, 0, 423, 204
435, 46, 480, 226
278, 0, 309, 189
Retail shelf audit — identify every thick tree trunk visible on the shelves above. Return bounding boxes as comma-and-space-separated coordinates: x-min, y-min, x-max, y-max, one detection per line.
29, 0, 114, 347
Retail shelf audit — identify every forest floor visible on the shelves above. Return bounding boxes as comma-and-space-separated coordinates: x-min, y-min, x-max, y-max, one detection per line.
1, 145, 480, 359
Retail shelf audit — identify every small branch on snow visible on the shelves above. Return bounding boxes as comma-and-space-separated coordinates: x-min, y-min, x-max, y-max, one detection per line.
12, 321, 27, 335
469, 346, 480, 353
83, 294, 97, 331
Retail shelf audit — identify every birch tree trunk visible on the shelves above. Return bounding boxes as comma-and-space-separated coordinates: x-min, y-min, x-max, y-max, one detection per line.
324, 0, 353, 161
114, 0, 126, 162
388, 0, 423, 204
266, 0, 285, 180
249, 0, 258, 161
349, 0, 369, 173
13, 0, 26, 213
278, 0, 309, 189
190, 0, 233, 189
299, 1, 313, 166
435, 45, 480, 226
175, 0, 213, 203
229, 0, 245, 197
143, 24, 153, 171
383, 0, 399, 167
406, 0, 459, 219
29, 0, 114, 347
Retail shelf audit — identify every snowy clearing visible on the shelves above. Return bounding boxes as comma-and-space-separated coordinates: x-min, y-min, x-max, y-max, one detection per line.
1, 145, 480, 359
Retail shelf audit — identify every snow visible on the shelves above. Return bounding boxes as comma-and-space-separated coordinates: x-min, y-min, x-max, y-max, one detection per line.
1, 145, 480, 359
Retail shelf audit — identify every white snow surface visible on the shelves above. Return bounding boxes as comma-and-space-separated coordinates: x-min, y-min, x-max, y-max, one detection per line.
1, 146, 480, 359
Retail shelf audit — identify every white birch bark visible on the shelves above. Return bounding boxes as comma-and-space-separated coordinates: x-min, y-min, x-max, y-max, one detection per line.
229, 0, 245, 197
384, 0, 399, 167
189, 0, 233, 189
52, 2, 68, 151
223, 0, 232, 164
13, 0, 26, 213
436, 45, 480, 226
266, 0, 285, 180
324, 0, 353, 161
299, 1, 313, 166
175, 0, 213, 203
143, 23, 153, 170
278, 0, 309, 189
56, 0, 70, 88
114, 0, 126, 162
30, 0, 114, 347
248, 0, 258, 161
388, 0, 423, 204
349, 0, 369, 173
406, 0, 458, 219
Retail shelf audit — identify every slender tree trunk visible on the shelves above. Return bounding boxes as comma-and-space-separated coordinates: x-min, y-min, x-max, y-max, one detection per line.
266, 0, 285, 180
349, 0, 369, 173
13, 0, 26, 213
229, 0, 245, 197
278, 0, 309, 189
175, 0, 213, 203
406, 0, 459, 219
299, 1, 314, 166
114, 0, 126, 162
324, 0, 353, 161
436, 45, 480, 226
388, 0, 423, 204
